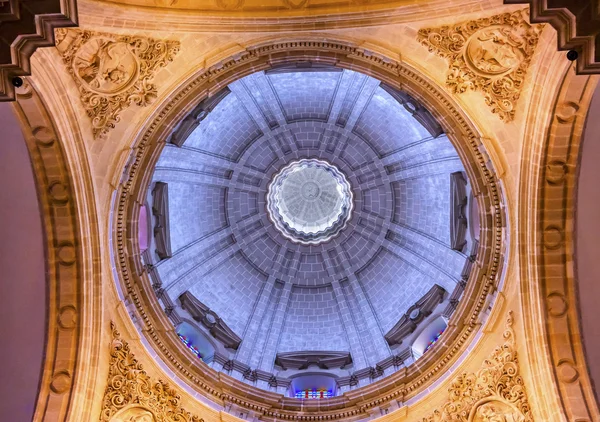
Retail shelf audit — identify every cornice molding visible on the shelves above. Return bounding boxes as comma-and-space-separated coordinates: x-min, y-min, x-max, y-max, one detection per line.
505, 0, 600, 74
0, 0, 78, 101
179, 291, 242, 350
112, 36, 507, 421
275, 351, 352, 370
384, 284, 446, 347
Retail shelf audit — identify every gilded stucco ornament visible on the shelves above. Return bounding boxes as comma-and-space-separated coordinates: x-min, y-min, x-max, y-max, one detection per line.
55, 29, 179, 138
100, 322, 204, 422
417, 9, 542, 121
422, 311, 532, 422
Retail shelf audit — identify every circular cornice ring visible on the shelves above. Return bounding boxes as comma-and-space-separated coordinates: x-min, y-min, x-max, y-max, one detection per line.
112, 36, 507, 421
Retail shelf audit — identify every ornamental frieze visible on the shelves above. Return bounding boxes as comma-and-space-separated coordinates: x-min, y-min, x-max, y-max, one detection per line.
55, 29, 180, 138
422, 311, 533, 422
101, 322, 204, 422
417, 9, 542, 121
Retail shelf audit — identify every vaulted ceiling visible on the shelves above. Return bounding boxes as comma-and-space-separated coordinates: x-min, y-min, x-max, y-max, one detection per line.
146, 68, 474, 387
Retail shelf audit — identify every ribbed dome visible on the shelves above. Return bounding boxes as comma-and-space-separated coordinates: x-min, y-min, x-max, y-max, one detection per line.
266, 159, 354, 245
146, 68, 475, 393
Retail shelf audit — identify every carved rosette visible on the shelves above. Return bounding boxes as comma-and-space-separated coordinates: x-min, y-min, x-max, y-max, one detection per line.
417, 9, 542, 121
55, 29, 180, 138
422, 312, 532, 422
101, 322, 204, 422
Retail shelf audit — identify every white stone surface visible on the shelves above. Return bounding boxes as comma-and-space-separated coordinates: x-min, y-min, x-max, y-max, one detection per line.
267, 159, 353, 245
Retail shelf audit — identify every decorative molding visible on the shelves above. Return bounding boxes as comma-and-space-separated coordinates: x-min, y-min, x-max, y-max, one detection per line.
12, 80, 87, 421
450, 171, 468, 251
179, 291, 242, 349
380, 83, 443, 137
151, 182, 172, 260
529, 67, 600, 420
443, 245, 477, 318
384, 284, 446, 346
422, 311, 532, 422
417, 9, 542, 121
265, 61, 343, 75
169, 87, 231, 147
101, 322, 204, 422
113, 38, 506, 421
0, 0, 78, 101
55, 28, 179, 138
505, 0, 600, 74
275, 351, 352, 370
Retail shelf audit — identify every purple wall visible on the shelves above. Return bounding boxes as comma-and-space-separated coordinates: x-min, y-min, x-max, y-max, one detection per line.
576, 82, 600, 406
0, 103, 46, 420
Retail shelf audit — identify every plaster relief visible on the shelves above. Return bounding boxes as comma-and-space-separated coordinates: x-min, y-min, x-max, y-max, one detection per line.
417, 9, 542, 121
55, 29, 179, 138
110, 406, 156, 422
422, 312, 532, 422
100, 322, 204, 422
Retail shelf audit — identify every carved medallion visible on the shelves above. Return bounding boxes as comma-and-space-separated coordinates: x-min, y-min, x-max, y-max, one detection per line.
72, 38, 139, 94
56, 29, 179, 138
422, 312, 533, 421
417, 9, 542, 121
100, 322, 204, 422
110, 406, 156, 422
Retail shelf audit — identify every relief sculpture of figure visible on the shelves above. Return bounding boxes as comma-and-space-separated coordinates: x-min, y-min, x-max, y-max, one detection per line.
466, 27, 524, 75
472, 402, 525, 422
72, 38, 137, 94
110, 406, 156, 422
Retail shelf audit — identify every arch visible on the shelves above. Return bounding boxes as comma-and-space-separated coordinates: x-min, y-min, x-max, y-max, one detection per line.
577, 81, 600, 407
110, 35, 508, 421
8, 76, 102, 420
175, 320, 217, 363
0, 103, 45, 420
411, 316, 448, 359
519, 63, 600, 421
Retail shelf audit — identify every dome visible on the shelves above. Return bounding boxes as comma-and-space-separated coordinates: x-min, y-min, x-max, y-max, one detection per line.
144, 67, 477, 395
266, 158, 354, 245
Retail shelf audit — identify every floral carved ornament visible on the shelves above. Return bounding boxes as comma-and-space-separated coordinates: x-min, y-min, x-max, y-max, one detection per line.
417, 9, 542, 121
100, 322, 204, 422
422, 311, 533, 422
55, 29, 180, 138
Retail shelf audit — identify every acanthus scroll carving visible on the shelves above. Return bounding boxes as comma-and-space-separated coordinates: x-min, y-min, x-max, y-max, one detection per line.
55, 29, 179, 138
101, 322, 204, 422
417, 9, 542, 121
422, 311, 533, 422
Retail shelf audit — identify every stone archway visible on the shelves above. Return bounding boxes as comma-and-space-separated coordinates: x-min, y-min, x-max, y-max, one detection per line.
11, 79, 102, 421
519, 64, 600, 421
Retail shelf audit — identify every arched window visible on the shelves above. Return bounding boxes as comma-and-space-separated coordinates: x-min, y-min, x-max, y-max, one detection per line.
289, 374, 337, 399
175, 321, 216, 364
138, 203, 151, 253
411, 316, 448, 359
294, 389, 333, 399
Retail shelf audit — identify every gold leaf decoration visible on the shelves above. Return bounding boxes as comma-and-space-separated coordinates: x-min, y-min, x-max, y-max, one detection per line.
55, 29, 180, 138
422, 311, 533, 422
417, 9, 542, 121
100, 322, 204, 422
